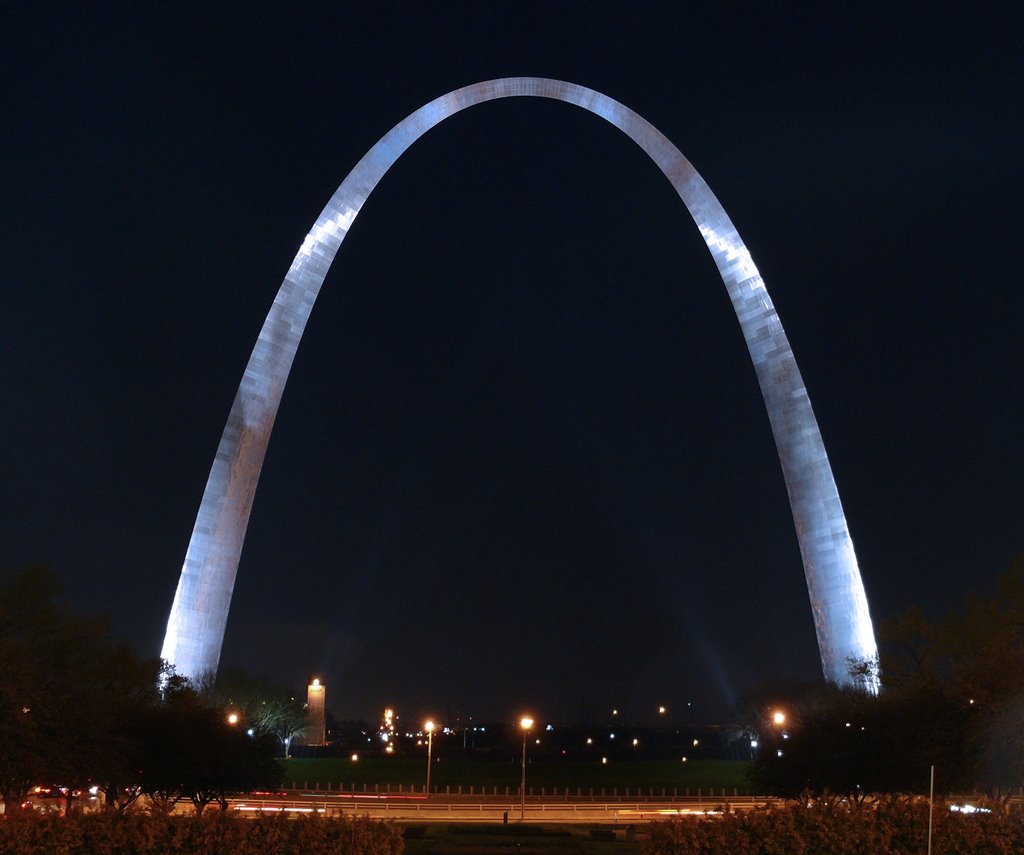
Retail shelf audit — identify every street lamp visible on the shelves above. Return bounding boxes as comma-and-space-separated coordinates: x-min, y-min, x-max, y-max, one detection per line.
424, 720, 435, 797
772, 709, 786, 726
227, 712, 239, 725
519, 716, 533, 820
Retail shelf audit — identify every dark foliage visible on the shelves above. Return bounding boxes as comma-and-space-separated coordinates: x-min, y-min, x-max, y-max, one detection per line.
646, 797, 1024, 855
748, 557, 1024, 797
0, 566, 284, 813
0, 812, 403, 854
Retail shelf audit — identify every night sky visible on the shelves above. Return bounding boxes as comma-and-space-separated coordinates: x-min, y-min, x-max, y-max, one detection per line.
4, 5, 1021, 725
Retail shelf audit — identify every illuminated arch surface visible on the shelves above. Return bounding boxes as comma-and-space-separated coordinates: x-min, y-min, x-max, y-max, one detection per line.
161, 78, 878, 689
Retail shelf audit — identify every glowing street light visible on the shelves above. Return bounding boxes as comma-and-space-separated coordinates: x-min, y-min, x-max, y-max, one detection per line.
227, 712, 239, 725
424, 720, 435, 797
519, 716, 533, 820
658, 705, 666, 715
772, 710, 786, 726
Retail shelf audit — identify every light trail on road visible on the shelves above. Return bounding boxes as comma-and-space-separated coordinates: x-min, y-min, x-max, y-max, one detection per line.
230, 793, 773, 823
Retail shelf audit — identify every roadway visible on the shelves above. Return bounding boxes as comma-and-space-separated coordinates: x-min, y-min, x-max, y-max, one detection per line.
230, 791, 773, 823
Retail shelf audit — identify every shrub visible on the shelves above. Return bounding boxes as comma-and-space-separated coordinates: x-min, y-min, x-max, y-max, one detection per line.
645, 798, 1024, 855
0, 811, 403, 855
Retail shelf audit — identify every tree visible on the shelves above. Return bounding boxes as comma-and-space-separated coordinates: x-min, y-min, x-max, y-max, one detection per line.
136, 678, 282, 813
210, 666, 308, 756
0, 566, 163, 811
0, 566, 284, 814
749, 557, 1024, 797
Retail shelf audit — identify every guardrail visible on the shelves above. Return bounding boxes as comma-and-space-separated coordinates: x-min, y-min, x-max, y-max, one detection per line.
283, 782, 756, 802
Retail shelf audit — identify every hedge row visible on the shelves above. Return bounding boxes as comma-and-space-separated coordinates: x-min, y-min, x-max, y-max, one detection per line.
646, 798, 1024, 855
0, 812, 403, 855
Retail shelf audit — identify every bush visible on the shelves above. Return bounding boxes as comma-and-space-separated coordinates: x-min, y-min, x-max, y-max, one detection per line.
0, 811, 403, 855
645, 797, 1024, 855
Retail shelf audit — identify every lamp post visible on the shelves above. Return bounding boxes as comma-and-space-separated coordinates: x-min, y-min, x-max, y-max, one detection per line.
770, 709, 787, 757
424, 720, 435, 797
519, 716, 533, 820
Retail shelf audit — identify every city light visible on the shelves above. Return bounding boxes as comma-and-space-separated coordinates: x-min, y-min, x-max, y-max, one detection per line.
378, 706, 397, 748
227, 712, 239, 725
772, 710, 786, 726
658, 705, 666, 715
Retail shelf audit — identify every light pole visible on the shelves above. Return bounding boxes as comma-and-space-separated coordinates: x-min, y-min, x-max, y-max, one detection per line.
770, 708, 787, 757
424, 720, 434, 797
519, 716, 533, 820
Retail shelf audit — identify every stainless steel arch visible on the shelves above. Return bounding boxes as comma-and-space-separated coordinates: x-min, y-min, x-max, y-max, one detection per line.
161, 78, 878, 689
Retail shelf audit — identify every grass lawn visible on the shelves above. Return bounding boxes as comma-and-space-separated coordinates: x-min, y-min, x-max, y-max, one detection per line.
280, 757, 751, 794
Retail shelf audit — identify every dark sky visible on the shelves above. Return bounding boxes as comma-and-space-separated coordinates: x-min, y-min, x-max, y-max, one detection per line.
3, 4, 1021, 725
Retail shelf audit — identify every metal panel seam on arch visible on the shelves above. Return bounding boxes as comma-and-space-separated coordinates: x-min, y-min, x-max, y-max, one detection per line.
160, 77, 879, 691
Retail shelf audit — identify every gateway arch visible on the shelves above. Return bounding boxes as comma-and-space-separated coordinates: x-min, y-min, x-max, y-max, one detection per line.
161, 78, 878, 690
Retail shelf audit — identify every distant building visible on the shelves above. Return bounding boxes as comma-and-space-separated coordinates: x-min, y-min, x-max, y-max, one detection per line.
303, 678, 326, 746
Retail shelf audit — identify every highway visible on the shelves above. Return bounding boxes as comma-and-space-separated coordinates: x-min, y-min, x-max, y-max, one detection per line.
230, 791, 773, 823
